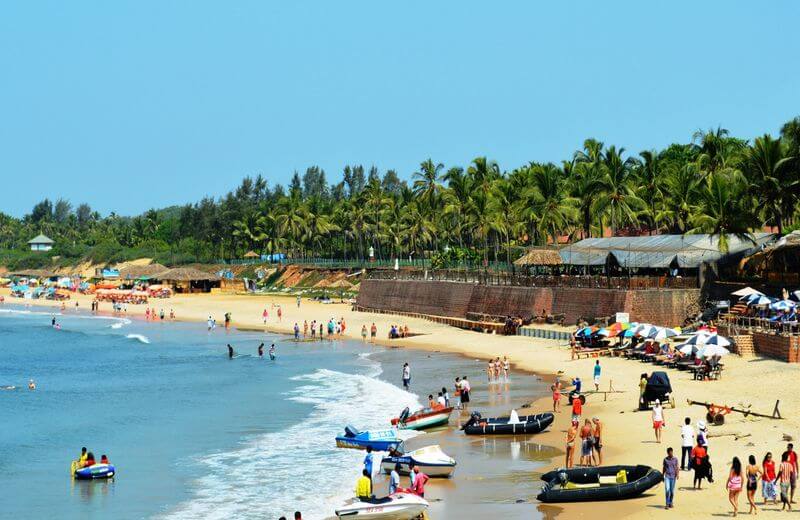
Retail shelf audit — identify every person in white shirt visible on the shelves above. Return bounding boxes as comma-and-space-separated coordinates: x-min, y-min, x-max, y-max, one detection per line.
652, 399, 665, 443
402, 363, 411, 389
389, 463, 401, 494
436, 392, 446, 407
680, 417, 695, 470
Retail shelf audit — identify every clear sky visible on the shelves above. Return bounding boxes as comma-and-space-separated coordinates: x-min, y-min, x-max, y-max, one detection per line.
2, 1, 798, 217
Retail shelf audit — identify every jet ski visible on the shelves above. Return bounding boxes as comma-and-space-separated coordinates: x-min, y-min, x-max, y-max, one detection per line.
380, 444, 456, 477
335, 492, 429, 519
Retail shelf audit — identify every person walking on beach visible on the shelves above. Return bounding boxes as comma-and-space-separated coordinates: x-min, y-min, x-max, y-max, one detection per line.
593, 360, 601, 391
486, 360, 494, 382
310, 320, 316, 339
662, 447, 679, 509
277, 306, 282, 322
370, 323, 377, 343
402, 363, 410, 390
552, 384, 561, 413
763, 452, 778, 505
652, 399, 665, 443
293, 323, 300, 340
361, 325, 367, 342
692, 441, 710, 489
262, 308, 268, 323
303, 320, 308, 338
566, 420, 578, 468
503, 356, 510, 381
680, 417, 694, 470
784, 443, 798, 503
726, 456, 743, 516
296, 295, 301, 308
592, 417, 603, 465
778, 451, 796, 510
745, 454, 761, 514
319, 322, 323, 339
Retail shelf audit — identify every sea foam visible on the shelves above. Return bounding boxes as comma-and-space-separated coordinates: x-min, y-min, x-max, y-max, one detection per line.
162, 366, 421, 520
125, 333, 150, 344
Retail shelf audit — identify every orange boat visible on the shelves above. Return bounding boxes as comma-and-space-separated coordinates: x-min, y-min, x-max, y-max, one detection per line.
390, 406, 453, 431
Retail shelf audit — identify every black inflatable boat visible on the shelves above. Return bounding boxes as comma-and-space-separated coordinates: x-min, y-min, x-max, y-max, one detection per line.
537, 465, 663, 502
462, 411, 554, 435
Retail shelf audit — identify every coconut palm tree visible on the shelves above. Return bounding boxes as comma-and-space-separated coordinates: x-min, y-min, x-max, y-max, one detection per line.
635, 150, 665, 234
656, 163, 702, 234
593, 146, 643, 235
529, 163, 577, 245
687, 171, 757, 253
740, 134, 797, 233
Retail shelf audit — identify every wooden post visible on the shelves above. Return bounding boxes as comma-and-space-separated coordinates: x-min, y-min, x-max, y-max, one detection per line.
773, 400, 782, 419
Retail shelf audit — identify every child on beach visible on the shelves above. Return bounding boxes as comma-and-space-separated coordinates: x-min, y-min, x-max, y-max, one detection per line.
552, 385, 561, 413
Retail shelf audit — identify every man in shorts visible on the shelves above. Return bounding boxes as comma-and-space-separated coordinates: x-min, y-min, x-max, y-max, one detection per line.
571, 394, 582, 423
593, 360, 601, 391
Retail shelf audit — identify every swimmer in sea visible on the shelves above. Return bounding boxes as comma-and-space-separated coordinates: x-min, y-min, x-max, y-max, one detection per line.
258, 343, 264, 357
55, 323, 61, 330
227, 344, 234, 359
269, 343, 276, 360
51, 316, 56, 326
28, 379, 36, 390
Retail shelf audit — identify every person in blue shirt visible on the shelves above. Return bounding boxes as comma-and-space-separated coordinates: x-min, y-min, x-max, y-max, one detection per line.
572, 376, 582, 394
363, 446, 374, 485
389, 463, 401, 494
593, 360, 601, 391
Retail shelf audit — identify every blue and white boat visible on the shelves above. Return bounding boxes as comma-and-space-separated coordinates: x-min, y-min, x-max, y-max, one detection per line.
335, 425, 403, 451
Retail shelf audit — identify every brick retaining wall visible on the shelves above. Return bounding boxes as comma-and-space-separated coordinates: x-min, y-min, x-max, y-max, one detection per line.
357, 279, 700, 326
750, 332, 800, 362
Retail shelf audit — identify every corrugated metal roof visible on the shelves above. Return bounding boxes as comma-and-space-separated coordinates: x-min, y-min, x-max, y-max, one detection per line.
560, 233, 775, 268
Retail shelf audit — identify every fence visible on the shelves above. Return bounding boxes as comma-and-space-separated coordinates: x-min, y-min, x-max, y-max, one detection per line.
719, 314, 800, 336
365, 269, 698, 290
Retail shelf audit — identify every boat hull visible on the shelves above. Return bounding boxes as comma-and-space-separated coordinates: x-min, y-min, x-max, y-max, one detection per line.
390, 407, 453, 431
537, 465, 663, 502
380, 456, 456, 477
336, 438, 402, 451
335, 494, 428, 519
463, 412, 554, 435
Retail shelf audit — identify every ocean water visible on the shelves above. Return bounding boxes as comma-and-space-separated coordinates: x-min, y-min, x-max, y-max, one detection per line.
0, 306, 422, 520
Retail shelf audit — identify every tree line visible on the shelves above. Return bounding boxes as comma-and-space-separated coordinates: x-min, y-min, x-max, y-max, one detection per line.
1, 117, 799, 270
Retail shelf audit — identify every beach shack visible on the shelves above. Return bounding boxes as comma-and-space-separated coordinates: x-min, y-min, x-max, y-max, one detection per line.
155, 267, 221, 294
28, 234, 54, 252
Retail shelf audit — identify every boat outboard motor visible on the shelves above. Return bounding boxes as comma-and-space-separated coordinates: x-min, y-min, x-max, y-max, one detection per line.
463, 412, 482, 429
344, 425, 360, 438
399, 407, 410, 424
558, 471, 569, 487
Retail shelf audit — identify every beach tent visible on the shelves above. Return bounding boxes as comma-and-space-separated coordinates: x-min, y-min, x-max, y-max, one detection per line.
732, 287, 763, 297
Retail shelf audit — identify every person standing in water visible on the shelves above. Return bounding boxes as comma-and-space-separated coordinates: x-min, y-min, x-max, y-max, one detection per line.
227, 344, 234, 359
269, 343, 276, 360
51, 315, 56, 326
207, 316, 214, 331
28, 379, 36, 390
224, 312, 231, 329
294, 323, 300, 340
361, 325, 367, 342
402, 363, 410, 390
258, 343, 264, 358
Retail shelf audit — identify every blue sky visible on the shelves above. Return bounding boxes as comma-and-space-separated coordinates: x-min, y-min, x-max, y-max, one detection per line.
1, 1, 798, 217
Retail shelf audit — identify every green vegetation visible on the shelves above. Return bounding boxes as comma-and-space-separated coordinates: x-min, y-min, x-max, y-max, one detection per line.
2, 118, 799, 271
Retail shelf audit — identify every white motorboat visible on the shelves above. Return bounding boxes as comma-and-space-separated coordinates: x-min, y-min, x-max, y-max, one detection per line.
335, 492, 429, 519
380, 444, 456, 478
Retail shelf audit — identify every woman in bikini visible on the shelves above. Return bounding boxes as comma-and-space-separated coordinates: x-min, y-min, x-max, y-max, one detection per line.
565, 420, 578, 468
487, 360, 494, 382
745, 454, 761, 514
727, 456, 743, 517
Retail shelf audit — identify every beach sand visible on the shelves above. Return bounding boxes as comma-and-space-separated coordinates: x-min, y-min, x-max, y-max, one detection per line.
11, 288, 800, 518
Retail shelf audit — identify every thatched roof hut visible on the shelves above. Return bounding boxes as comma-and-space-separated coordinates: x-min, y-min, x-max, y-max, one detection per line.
157, 267, 220, 282
513, 248, 563, 266
118, 263, 169, 280
8, 268, 57, 278
243, 251, 260, 258
744, 230, 800, 274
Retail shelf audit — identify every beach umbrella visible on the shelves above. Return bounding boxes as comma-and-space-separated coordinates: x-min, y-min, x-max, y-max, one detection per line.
701, 344, 731, 357
770, 299, 796, 312
685, 332, 713, 345
636, 325, 657, 337
747, 295, 774, 306
790, 290, 800, 302
703, 334, 731, 347
597, 328, 611, 337
678, 343, 698, 355
651, 327, 679, 341
622, 329, 635, 338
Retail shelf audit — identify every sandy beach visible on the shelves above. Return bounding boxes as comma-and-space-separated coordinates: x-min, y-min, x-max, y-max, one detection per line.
11, 288, 800, 518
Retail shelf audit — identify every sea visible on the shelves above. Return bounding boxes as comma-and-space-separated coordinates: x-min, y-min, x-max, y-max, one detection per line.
0, 305, 427, 520
0, 304, 555, 520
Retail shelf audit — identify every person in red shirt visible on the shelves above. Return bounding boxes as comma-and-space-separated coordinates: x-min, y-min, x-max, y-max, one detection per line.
571, 395, 582, 422
100, 455, 109, 465
784, 443, 798, 502
410, 465, 429, 498
691, 443, 709, 489
763, 452, 777, 504
85, 452, 96, 467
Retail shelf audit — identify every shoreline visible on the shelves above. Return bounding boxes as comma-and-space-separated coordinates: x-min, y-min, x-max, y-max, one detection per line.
8, 289, 800, 518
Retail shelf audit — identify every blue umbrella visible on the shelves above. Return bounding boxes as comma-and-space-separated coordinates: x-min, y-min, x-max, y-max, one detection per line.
770, 299, 796, 312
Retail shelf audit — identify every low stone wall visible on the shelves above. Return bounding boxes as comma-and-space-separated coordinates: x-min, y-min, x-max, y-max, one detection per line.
357, 279, 700, 326
750, 332, 800, 362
